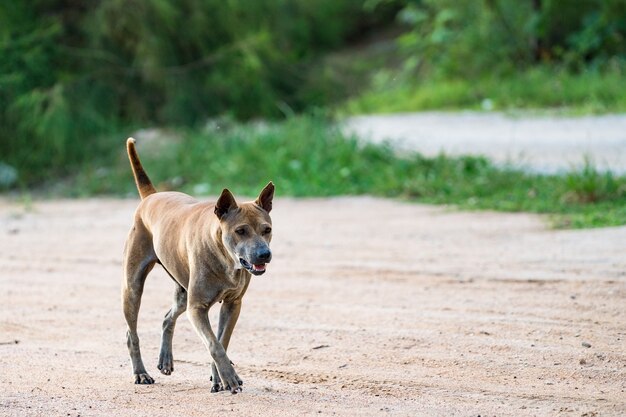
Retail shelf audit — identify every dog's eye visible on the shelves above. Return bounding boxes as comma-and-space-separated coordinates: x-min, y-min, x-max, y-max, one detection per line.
263, 227, 272, 235
235, 228, 246, 236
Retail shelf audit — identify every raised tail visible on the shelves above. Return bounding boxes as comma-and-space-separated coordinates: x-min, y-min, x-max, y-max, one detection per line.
126, 138, 156, 199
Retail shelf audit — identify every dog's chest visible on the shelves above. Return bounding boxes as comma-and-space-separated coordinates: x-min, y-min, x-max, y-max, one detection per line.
219, 270, 250, 303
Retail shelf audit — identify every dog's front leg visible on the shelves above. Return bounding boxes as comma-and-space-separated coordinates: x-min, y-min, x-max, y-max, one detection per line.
187, 303, 242, 393
210, 300, 242, 392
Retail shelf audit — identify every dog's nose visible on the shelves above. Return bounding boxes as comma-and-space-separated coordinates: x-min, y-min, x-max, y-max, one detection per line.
257, 248, 272, 262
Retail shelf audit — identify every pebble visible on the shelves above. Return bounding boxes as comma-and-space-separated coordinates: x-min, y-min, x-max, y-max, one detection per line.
582, 342, 592, 348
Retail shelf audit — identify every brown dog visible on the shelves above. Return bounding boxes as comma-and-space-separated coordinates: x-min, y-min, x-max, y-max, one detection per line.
122, 138, 274, 394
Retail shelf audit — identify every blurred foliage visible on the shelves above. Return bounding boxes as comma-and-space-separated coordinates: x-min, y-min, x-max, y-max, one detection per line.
1, 0, 625, 189
347, 0, 626, 113
0, 0, 401, 186
62, 114, 626, 228
345, 67, 626, 114
395, 0, 626, 76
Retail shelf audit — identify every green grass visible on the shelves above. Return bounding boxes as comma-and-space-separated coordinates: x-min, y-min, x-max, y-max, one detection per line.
51, 114, 626, 229
343, 67, 626, 115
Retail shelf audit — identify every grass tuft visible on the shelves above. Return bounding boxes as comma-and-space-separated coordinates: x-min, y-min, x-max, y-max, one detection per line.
343, 68, 626, 115
47, 114, 626, 229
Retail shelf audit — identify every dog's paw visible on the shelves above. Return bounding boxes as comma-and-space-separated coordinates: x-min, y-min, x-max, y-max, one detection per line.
134, 372, 155, 384
219, 367, 243, 394
225, 378, 243, 393
210, 375, 227, 393
210, 378, 243, 393
157, 353, 174, 375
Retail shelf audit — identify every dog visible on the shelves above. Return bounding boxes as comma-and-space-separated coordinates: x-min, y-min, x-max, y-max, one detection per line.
122, 138, 274, 394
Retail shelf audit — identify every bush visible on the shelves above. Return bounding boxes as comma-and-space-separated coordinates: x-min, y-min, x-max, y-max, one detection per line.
396, 0, 626, 77
66, 114, 626, 228
0, 0, 401, 185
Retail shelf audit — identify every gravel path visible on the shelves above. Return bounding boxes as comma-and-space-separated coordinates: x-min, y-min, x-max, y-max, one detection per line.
345, 112, 626, 173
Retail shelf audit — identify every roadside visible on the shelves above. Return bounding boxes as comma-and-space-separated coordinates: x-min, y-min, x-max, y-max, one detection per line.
345, 112, 626, 174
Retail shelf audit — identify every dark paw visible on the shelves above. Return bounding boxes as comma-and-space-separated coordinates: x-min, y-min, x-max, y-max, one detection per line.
224, 377, 243, 394
157, 356, 174, 375
225, 384, 243, 394
211, 380, 243, 393
134, 373, 155, 384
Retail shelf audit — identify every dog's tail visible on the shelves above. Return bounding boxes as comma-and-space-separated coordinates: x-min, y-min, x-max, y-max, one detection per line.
126, 138, 157, 199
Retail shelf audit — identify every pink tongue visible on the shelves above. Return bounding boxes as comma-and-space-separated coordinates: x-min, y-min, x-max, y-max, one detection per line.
253, 264, 266, 271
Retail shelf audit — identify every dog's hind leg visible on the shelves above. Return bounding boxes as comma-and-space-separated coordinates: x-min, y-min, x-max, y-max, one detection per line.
122, 224, 157, 384
158, 283, 187, 375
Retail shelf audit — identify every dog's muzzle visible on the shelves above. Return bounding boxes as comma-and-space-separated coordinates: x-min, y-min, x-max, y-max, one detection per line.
239, 248, 271, 276
239, 258, 269, 275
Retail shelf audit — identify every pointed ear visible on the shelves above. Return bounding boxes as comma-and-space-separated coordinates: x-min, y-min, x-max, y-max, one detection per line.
255, 181, 274, 213
215, 188, 238, 219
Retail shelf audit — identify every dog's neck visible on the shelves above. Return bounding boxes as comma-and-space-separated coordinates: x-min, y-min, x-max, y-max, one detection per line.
208, 222, 241, 272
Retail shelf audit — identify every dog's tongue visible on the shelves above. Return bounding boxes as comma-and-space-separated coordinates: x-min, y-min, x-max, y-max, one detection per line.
253, 264, 266, 271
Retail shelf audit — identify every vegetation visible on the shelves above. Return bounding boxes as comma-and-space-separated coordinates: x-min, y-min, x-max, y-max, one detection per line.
394, 0, 625, 75
57, 115, 626, 229
0, 0, 400, 185
345, 67, 626, 115
347, 0, 626, 114
1, 1, 626, 228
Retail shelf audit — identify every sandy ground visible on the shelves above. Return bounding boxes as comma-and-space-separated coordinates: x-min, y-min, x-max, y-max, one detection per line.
345, 112, 626, 174
0, 197, 625, 416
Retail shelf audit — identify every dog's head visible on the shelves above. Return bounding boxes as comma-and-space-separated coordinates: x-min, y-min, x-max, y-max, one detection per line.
214, 182, 274, 276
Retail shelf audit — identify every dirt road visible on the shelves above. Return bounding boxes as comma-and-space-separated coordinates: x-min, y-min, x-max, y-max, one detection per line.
1, 197, 625, 416
346, 112, 626, 174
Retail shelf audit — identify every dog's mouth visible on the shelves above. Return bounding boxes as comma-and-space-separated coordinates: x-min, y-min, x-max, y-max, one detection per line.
239, 258, 267, 276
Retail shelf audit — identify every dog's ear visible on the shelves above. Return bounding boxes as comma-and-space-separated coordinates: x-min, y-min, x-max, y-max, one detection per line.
215, 188, 238, 219
255, 181, 274, 213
